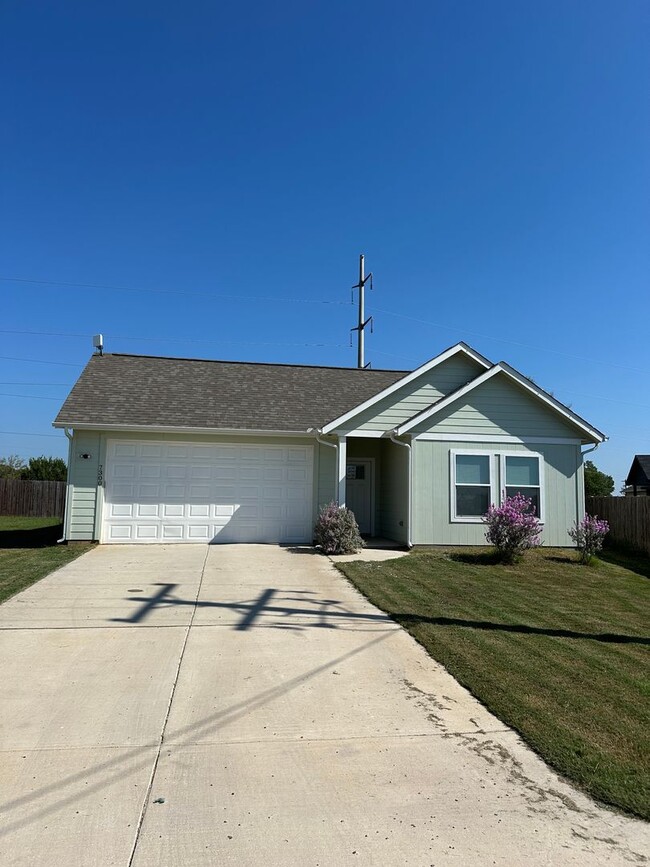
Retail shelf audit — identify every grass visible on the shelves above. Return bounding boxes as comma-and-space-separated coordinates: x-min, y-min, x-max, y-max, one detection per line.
0, 516, 92, 605
337, 547, 650, 820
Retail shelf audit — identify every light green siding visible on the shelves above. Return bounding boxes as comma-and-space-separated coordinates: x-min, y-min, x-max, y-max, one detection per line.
412, 440, 582, 546
411, 374, 583, 439
342, 355, 484, 432
67, 431, 101, 540
379, 439, 409, 544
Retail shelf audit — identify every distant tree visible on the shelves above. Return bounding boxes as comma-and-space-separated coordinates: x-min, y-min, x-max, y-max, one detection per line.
20, 456, 67, 482
0, 454, 26, 479
584, 460, 615, 497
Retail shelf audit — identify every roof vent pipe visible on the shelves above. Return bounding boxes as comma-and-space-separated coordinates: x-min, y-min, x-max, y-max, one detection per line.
93, 334, 103, 356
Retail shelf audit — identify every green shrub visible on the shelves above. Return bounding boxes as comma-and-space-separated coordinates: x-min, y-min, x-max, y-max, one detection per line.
313, 502, 364, 555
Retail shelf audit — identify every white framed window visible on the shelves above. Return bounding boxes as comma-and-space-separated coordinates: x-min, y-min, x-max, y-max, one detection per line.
450, 450, 497, 522
450, 449, 545, 523
501, 452, 544, 521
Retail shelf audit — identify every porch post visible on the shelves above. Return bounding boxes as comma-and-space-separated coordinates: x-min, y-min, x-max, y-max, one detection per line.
337, 436, 347, 506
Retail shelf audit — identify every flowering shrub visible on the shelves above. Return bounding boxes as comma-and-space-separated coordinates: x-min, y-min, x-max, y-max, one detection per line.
568, 515, 609, 564
313, 502, 364, 555
483, 492, 542, 563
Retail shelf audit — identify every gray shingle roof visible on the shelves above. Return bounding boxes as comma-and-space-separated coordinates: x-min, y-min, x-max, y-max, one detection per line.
53, 353, 407, 432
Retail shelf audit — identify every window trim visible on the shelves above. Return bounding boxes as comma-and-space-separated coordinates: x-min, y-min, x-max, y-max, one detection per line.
450, 450, 498, 523
449, 449, 545, 524
500, 451, 545, 522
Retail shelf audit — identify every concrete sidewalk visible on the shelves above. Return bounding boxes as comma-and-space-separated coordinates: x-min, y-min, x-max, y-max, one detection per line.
0, 545, 647, 865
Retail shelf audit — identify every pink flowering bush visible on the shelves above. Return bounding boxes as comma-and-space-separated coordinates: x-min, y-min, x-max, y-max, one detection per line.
313, 502, 364, 555
568, 515, 609, 564
483, 492, 542, 563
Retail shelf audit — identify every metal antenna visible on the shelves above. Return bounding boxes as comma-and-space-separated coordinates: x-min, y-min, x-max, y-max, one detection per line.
351, 253, 373, 368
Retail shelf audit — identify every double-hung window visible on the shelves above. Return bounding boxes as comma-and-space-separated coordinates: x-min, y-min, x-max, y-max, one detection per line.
501, 453, 544, 520
452, 452, 494, 521
451, 450, 544, 522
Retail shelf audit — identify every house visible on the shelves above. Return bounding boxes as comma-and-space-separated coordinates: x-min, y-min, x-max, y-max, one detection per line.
53, 343, 605, 546
624, 455, 650, 496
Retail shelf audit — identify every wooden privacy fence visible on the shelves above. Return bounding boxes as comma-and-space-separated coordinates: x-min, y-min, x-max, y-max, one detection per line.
586, 496, 650, 556
0, 479, 66, 518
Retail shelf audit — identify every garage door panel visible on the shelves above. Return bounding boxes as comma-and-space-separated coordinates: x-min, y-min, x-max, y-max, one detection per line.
104, 440, 313, 544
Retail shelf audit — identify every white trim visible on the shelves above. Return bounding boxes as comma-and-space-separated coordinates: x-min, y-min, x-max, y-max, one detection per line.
337, 436, 347, 506
396, 363, 606, 443
55, 423, 313, 438
415, 433, 581, 445
500, 451, 545, 522
345, 457, 376, 536
450, 449, 498, 524
320, 343, 492, 434
336, 429, 386, 438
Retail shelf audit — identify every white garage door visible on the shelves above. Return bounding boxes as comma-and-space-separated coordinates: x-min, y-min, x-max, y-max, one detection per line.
103, 440, 314, 544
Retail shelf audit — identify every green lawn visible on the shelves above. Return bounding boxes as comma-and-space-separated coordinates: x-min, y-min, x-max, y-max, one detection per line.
0, 517, 92, 605
337, 547, 650, 820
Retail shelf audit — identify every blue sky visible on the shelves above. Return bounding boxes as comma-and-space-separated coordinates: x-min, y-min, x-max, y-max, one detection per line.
1, 1, 648, 487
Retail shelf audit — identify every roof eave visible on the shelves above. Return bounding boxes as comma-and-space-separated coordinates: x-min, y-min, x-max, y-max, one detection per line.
52, 421, 315, 437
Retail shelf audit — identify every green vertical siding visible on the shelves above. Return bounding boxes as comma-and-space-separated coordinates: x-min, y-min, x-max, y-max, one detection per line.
410, 374, 584, 439
342, 355, 484, 432
379, 439, 409, 544
412, 440, 582, 546
68, 431, 101, 540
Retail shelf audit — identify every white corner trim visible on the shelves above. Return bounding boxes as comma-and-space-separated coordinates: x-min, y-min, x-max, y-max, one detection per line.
396, 363, 605, 443
320, 343, 492, 435
414, 433, 582, 445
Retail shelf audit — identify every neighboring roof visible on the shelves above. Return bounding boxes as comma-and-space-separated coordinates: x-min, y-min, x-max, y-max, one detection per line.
53, 353, 406, 432
320, 342, 491, 434
626, 455, 650, 486
395, 361, 607, 444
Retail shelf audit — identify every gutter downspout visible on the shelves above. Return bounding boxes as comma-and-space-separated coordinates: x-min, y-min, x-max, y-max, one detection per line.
57, 428, 73, 544
390, 431, 413, 548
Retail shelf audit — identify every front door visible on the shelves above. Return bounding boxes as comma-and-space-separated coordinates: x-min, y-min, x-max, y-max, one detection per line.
346, 459, 373, 535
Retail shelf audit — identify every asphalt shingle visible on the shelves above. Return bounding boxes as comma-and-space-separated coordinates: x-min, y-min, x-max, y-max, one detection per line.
53, 353, 407, 432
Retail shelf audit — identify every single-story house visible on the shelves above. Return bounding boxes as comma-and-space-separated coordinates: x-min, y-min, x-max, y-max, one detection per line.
624, 455, 650, 496
53, 343, 605, 546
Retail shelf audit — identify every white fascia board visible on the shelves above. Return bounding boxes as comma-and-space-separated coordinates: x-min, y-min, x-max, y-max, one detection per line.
396, 363, 606, 443
320, 343, 492, 435
333, 429, 385, 438
53, 422, 313, 438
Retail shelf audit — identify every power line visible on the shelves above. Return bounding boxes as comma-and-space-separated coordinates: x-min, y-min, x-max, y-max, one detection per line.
0, 356, 81, 366
0, 393, 62, 400
0, 430, 64, 438
374, 307, 650, 376
0, 276, 352, 306
0, 329, 350, 350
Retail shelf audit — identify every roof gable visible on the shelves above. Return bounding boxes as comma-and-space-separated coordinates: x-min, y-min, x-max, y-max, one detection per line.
320, 343, 491, 434
396, 363, 606, 443
626, 455, 650, 486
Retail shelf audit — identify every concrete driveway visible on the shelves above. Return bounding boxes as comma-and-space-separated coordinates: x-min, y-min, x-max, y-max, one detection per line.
0, 545, 646, 866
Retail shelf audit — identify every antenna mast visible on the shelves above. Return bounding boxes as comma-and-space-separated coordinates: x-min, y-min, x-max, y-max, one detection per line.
351, 253, 373, 368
